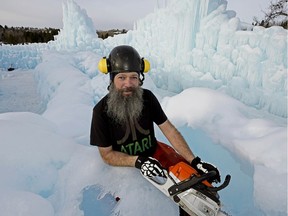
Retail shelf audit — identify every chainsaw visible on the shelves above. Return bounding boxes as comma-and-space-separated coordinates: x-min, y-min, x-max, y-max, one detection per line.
142, 160, 231, 216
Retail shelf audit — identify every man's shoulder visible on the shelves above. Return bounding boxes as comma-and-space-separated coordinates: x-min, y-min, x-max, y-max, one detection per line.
142, 88, 153, 97
93, 94, 108, 111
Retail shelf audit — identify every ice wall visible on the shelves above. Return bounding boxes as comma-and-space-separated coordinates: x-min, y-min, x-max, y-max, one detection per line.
191, 6, 287, 118
104, 0, 287, 118
104, 0, 227, 57
0, 44, 43, 70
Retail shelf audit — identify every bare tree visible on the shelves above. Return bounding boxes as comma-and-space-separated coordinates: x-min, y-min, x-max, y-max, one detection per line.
253, 0, 287, 29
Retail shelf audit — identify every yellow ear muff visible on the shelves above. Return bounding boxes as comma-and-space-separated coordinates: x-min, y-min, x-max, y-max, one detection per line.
98, 57, 109, 74
143, 59, 150, 73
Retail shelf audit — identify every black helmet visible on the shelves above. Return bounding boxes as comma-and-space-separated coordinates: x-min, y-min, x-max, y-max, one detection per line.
109, 45, 142, 73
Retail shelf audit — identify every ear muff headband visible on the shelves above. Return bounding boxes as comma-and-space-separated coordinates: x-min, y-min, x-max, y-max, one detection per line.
98, 57, 150, 74
98, 57, 110, 74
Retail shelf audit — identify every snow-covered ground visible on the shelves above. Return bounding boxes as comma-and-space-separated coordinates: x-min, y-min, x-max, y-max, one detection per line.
0, 0, 287, 216
0, 69, 45, 114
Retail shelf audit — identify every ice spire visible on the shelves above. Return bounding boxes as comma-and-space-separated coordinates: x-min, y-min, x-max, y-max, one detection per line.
52, 0, 99, 51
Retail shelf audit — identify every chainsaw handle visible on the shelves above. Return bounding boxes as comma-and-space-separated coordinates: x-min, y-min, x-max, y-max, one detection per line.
168, 170, 217, 196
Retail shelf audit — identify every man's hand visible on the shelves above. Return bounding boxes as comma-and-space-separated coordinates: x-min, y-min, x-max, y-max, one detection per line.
191, 156, 221, 183
135, 156, 165, 178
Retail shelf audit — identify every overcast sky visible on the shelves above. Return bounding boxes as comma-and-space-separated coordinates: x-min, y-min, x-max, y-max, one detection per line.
0, 0, 271, 30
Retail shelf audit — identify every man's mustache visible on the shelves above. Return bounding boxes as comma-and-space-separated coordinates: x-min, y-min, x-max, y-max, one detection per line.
122, 87, 136, 92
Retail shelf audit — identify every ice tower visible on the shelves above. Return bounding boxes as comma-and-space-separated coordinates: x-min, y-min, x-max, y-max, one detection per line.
52, 0, 99, 51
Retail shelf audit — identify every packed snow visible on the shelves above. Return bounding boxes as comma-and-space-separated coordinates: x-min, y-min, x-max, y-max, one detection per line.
0, 0, 287, 216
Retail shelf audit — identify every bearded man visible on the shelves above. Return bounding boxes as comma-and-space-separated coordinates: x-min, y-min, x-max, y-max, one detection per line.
90, 45, 220, 216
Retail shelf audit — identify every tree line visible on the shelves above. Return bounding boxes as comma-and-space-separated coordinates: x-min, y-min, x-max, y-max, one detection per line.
0, 25, 127, 45
0, 25, 60, 45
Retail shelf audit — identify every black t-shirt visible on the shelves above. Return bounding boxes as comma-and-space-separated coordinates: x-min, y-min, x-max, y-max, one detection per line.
90, 89, 167, 156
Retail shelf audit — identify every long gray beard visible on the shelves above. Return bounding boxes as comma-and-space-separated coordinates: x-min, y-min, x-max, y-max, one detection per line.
106, 84, 144, 125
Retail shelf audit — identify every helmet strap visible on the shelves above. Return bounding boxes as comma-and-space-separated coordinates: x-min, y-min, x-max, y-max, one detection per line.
139, 72, 145, 86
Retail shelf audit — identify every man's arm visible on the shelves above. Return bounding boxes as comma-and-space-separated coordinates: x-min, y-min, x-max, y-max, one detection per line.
158, 119, 195, 163
98, 146, 138, 167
